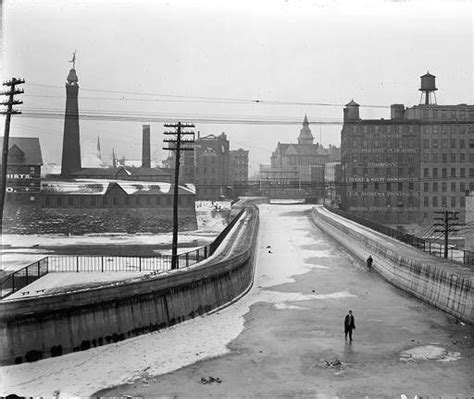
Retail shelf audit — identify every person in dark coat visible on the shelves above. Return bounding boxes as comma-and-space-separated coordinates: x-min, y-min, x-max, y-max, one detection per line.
366, 255, 373, 270
344, 310, 356, 341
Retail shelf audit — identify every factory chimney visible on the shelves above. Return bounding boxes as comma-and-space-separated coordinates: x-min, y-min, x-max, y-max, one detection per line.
142, 125, 151, 168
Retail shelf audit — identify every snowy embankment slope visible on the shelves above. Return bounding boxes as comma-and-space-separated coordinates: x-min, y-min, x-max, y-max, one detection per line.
0, 204, 350, 398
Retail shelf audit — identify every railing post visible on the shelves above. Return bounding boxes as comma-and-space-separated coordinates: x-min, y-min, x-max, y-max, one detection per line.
25, 266, 29, 286
76, 256, 79, 273
204, 246, 208, 259
38, 261, 40, 277
101, 256, 104, 272
12, 274, 15, 293
139, 257, 142, 272
186, 252, 189, 267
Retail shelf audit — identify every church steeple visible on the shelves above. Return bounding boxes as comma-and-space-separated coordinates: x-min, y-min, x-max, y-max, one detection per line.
298, 114, 314, 145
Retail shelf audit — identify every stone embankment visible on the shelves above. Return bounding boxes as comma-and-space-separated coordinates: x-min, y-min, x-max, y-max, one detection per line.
311, 206, 473, 325
0, 206, 259, 365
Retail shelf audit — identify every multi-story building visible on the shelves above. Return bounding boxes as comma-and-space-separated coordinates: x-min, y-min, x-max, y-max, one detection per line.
229, 148, 249, 196
341, 73, 474, 227
0, 137, 43, 206
194, 133, 230, 199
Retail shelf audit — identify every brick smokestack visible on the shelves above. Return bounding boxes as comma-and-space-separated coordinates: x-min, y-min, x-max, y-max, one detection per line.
61, 68, 82, 176
142, 125, 151, 168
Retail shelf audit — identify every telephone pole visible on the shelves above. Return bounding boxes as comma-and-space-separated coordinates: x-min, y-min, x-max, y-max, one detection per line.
433, 209, 460, 258
0, 78, 25, 235
163, 122, 195, 269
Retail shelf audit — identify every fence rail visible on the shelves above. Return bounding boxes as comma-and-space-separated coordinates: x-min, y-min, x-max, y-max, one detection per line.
0, 209, 247, 299
324, 205, 474, 266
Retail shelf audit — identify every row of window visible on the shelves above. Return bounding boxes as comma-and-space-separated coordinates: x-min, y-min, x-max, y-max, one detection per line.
351, 182, 415, 191
422, 181, 472, 193
423, 167, 474, 178
422, 138, 474, 149
42, 195, 194, 208
423, 196, 466, 208
422, 152, 473, 163
352, 167, 416, 177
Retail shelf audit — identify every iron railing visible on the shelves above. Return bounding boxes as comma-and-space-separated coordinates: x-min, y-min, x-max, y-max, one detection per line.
0, 257, 49, 299
324, 205, 474, 266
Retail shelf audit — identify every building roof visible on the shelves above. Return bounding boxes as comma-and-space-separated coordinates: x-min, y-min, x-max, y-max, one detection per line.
69, 166, 171, 178
41, 179, 195, 196
275, 142, 328, 157
345, 99, 360, 107
0, 137, 43, 166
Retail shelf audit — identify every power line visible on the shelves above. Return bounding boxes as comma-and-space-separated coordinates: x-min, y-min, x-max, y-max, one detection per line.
25, 82, 391, 109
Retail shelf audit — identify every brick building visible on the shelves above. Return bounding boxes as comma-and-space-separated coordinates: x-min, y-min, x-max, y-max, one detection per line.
229, 148, 249, 195
341, 73, 474, 226
0, 137, 43, 206
194, 133, 230, 199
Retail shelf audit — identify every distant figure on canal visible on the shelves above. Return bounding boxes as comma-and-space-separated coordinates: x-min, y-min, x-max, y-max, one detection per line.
366, 255, 373, 271
344, 310, 356, 342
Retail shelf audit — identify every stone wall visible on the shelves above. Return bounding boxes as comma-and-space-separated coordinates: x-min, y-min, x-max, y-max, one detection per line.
310, 207, 473, 325
2, 205, 197, 234
0, 206, 259, 365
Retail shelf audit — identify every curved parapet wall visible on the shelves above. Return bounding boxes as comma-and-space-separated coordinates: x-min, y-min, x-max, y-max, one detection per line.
310, 207, 473, 325
0, 206, 259, 365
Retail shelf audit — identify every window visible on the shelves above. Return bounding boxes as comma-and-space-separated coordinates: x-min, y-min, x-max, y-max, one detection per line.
432, 196, 438, 207
460, 153, 465, 162
387, 182, 392, 192
432, 153, 438, 163
451, 153, 456, 163
423, 153, 430, 162
423, 182, 429, 192
433, 168, 438, 178
460, 168, 466, 177
433, 182, 438, 191
424, 197, 429, 207
398, 182, 403, 191
451, 197, 456, 207
432, 139, 438, 148
460, 182, 466, 192
442, 182, 447, 192
441, 196, 447, 207
460, 139, 465, 148
423, 139, 429, 149
451, 138, 456, 149
451, 182, 456, 192
451, 168, 456, 177
423, 168, 429, 177
442, 168, 447, 178
352, 182, 357, 190
460, 196, 465, 207
409, 182, 414, 191
442, 153, 448, 163
470, 168, 474, 177
374, 182, 379, 190
442, 138, 448, 148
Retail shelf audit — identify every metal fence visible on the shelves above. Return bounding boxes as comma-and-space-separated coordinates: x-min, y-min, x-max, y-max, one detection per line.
0, 258, 49, 299
0, 209, 247, 299
324, 205, 474, 266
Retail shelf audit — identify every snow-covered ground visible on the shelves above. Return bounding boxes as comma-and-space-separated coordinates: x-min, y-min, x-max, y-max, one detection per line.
0, 201, 231, 273
0, 204, 344, 397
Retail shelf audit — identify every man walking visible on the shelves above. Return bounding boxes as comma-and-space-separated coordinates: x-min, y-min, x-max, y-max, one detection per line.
366, 255, 373, 271
344, 310, 356, 341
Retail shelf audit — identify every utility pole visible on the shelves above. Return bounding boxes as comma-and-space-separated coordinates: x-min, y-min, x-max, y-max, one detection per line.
163, 122, 195, 269
433, 209, 460, 258
0, 78, 25, 236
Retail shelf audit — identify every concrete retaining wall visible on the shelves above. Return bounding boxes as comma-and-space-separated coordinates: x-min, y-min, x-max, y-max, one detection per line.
310, 207, 473, 325
0, 207, 258, 365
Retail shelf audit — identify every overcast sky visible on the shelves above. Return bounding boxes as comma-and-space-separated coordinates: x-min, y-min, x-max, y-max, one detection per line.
1, 0, 472, 175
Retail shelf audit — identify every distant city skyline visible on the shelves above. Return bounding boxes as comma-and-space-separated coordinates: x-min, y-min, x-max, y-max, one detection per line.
1, 0, 472, 174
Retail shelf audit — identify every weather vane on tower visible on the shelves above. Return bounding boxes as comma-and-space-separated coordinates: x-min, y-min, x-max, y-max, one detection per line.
69, 50, 77, 69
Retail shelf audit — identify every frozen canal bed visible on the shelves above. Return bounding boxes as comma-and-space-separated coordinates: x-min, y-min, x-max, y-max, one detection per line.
1, 204, 473, 398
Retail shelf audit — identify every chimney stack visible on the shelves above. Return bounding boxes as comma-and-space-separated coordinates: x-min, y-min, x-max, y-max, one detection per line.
142, 125, 151, 168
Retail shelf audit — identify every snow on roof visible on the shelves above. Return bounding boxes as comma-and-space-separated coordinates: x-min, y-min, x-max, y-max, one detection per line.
41, 179, 193, 195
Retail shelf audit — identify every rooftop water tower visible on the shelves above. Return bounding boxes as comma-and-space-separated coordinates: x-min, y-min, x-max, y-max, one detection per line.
419, 71, 437, 105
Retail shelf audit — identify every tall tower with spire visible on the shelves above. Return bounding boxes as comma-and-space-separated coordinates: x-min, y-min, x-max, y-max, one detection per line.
61, 52, 82, 177
297, 114, 314, 145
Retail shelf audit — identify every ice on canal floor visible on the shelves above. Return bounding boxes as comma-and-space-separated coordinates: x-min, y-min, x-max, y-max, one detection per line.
400, 345, 461, 362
